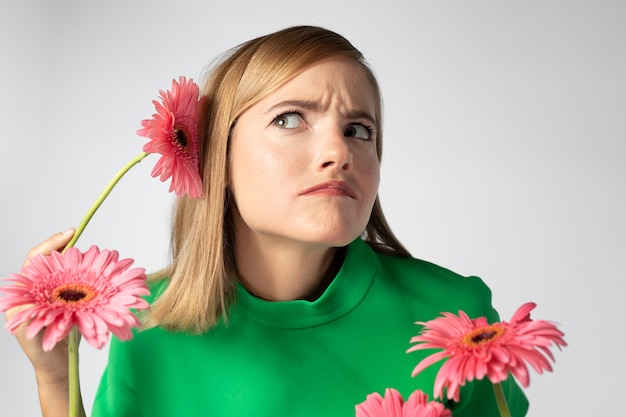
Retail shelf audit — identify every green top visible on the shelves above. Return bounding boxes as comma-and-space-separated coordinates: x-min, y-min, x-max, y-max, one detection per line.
92, 238, 528, 416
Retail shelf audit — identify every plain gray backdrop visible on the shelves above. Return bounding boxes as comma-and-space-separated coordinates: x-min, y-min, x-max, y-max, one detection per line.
1, 1, 624, 416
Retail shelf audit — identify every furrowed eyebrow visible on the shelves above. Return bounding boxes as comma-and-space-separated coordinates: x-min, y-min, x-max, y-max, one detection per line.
345, 110, 377, 126
264, 100, 377, 126
263, 100, 322, 114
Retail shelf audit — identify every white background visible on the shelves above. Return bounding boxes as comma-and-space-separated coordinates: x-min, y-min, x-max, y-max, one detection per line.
1, 1, 624, 416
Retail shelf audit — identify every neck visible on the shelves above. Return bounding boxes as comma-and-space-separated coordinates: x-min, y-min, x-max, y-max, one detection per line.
234, 233, 344, 302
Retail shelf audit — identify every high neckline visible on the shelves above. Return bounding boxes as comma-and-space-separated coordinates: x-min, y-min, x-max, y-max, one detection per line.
234, 238, 378, 329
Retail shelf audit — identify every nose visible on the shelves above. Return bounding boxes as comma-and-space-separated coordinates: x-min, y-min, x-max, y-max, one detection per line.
317, 127, 353, 171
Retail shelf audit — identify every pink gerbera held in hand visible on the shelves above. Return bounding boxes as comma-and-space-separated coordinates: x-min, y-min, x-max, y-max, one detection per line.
137, 76, 203, 198
356, 388, 451, 417
0, 246, 150, 351
407, 302, 566, 403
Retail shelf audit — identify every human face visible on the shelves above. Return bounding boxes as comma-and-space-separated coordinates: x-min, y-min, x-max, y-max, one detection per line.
228, 58, 381, 250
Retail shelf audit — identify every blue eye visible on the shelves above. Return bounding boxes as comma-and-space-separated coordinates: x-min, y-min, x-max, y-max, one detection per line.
272, 112, 303, 129
344, 123, 373, 140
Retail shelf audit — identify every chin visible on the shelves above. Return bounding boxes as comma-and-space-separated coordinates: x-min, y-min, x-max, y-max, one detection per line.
301, 228, 363, 248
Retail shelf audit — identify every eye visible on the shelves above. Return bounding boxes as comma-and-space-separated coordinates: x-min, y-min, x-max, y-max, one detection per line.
344, 123, 373, 141
272, 111, 304, 129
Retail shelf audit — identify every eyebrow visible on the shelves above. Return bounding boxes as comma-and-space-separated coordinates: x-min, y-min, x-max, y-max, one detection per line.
263, 100, 377, 125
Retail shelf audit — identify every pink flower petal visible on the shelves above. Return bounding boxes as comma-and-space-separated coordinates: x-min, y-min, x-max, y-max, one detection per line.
137, 76, 203, 198
356, 389, 450, 417
0, 246, 149, 351
408, 302, 566, 400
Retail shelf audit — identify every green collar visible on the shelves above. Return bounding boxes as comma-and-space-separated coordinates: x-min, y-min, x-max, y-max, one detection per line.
234, 239, 378, 329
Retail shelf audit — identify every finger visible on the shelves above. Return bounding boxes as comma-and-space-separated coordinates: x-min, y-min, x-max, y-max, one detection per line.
24, 228, 75, 266
8, 229, 74, 319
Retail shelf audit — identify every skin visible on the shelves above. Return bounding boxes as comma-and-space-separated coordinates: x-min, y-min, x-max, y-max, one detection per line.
9, 57, 381, 415
5, 229, 86, 417
229, 58, 380, 301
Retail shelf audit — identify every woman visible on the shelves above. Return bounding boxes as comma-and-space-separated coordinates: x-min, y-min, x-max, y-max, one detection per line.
8, 26, 528, 416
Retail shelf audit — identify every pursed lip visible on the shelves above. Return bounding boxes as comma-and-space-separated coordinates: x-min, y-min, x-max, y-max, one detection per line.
300, 180, 357, 199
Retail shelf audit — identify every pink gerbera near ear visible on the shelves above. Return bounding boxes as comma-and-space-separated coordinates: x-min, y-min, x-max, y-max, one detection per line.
407, 302, 566, 403
356, 388, 451, 417
0, 246, 150, 351
137, 76, 203, 198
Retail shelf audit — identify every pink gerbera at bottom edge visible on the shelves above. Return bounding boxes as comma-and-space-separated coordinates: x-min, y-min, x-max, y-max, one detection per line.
0, 246, 150, 351
356, 388, 451, 417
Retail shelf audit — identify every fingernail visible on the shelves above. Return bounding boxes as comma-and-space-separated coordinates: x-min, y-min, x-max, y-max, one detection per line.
61, 228, 74, 235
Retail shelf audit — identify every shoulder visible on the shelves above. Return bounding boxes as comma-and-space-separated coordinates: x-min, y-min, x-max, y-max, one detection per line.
374, 248, 487, 292
370, 248, 499, 322
145, 275, 169, 303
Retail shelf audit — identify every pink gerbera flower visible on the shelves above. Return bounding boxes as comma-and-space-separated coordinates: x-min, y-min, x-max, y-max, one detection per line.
407, 302, 566, 402
0, 246, 150, 351
356, 388, 451, 417
137, 76, 203, 198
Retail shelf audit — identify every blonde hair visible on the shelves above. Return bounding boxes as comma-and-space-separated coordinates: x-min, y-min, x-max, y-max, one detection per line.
144, 26, 409, 333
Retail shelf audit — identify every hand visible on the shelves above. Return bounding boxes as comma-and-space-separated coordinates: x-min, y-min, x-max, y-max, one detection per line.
5, 229, 86, 417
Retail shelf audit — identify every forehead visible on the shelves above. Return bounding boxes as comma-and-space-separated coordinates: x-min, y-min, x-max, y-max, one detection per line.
253, 58, 378, 119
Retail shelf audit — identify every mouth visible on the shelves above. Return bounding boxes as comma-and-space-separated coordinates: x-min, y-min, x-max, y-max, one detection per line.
300, 181, 357, 199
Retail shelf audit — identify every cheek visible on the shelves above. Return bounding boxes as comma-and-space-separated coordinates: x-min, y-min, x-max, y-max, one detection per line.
371, 167, 381, 197
241, 148, 294, 186
366, 169, 381, 213
229, 143, 301, 211
359, 153, 381, 201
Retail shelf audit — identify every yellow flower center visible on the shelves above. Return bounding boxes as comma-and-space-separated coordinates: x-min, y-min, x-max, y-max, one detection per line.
463, 324, 506, 347
52, 283, 96, 305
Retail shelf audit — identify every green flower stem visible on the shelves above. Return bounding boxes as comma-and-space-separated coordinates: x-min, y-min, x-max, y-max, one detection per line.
68, 327, 80, 417
493, 382, 512, 417
64, 152, 149, 251
63, 151, 149, 417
